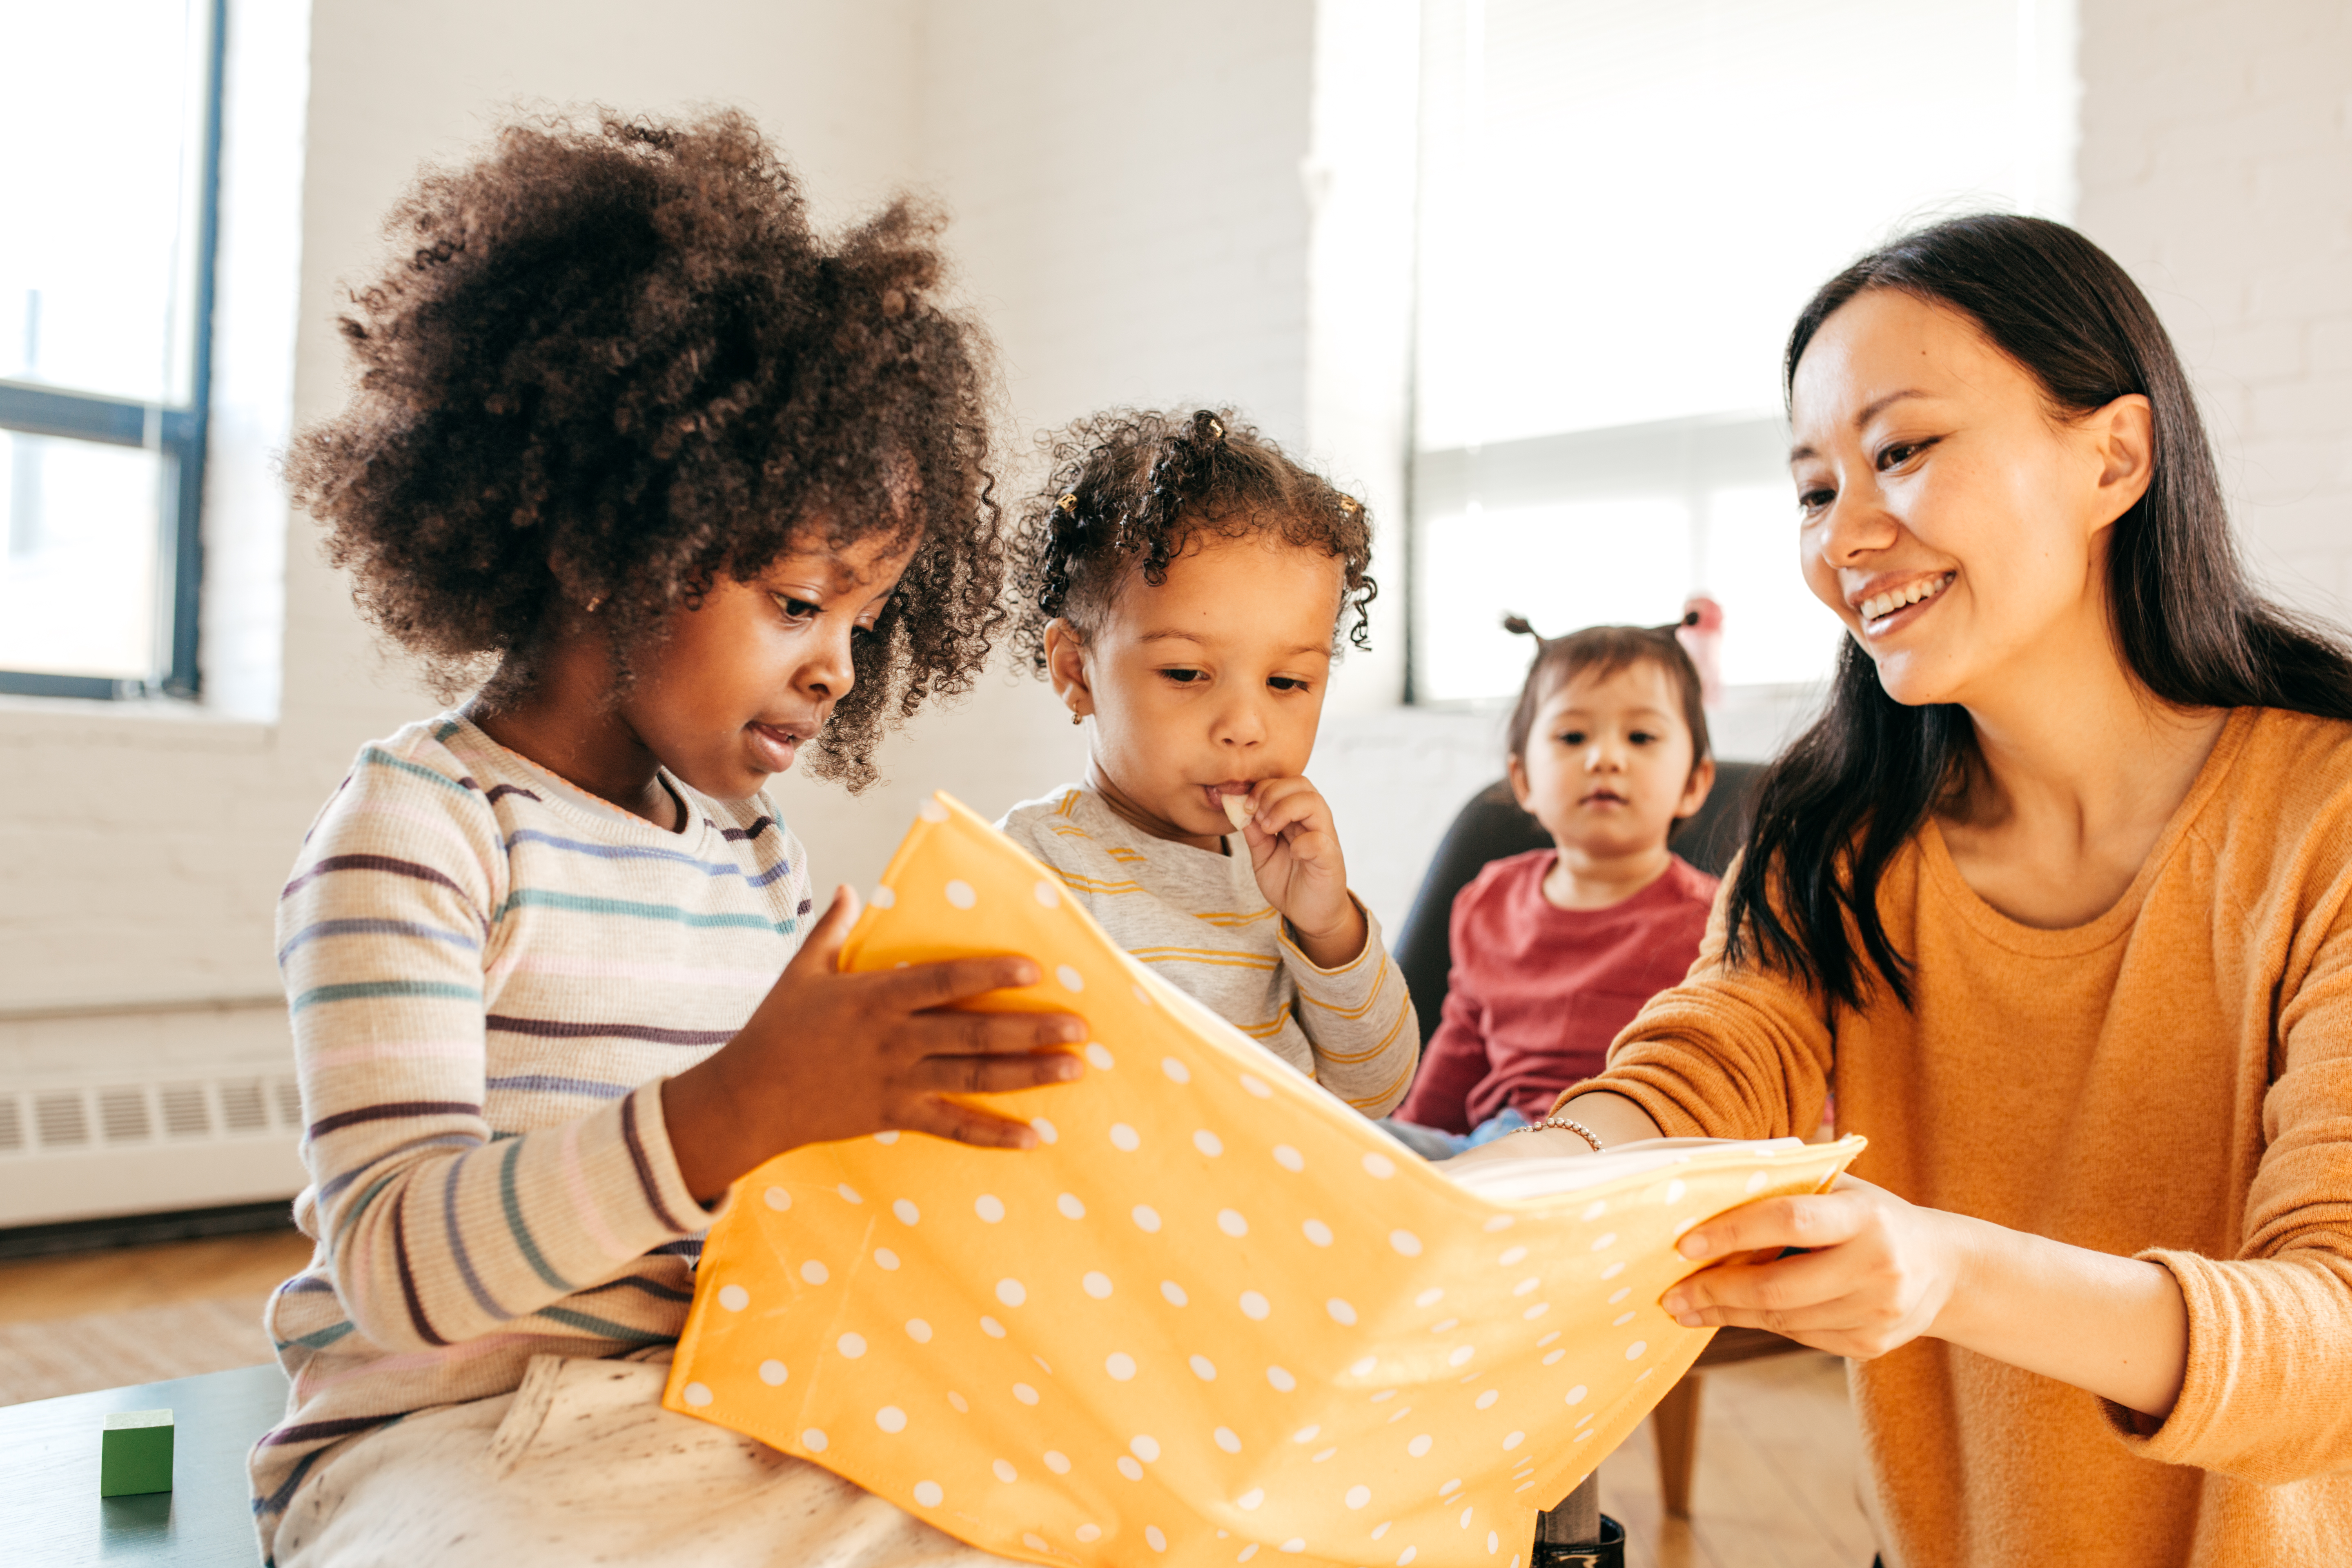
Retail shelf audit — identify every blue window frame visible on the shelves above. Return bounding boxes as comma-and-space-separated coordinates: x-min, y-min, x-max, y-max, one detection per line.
0, 0, 226, 700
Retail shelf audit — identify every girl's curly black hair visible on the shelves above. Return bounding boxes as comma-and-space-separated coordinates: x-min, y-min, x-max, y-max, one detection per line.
285, 108, 1006, 790
1007, 408, 1376, 672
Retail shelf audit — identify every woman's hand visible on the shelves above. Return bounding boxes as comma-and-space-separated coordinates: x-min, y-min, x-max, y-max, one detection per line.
1662, 1172, 2190, 1416
1238, 775, 1367, 969
1660, 1174, 1964, 1360
663, 886, 1089, 1202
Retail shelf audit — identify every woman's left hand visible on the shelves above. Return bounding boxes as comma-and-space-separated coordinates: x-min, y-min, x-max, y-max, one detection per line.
1659, 1174, 1967, 1361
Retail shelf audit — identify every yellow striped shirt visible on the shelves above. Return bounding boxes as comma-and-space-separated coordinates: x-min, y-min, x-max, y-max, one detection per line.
998, 787, 1416, 1116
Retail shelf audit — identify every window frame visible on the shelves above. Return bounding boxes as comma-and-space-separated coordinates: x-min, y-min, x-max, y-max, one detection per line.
1405, 413, 1800, 705
0, 0, 226, 703
1398, 0, 2075, 708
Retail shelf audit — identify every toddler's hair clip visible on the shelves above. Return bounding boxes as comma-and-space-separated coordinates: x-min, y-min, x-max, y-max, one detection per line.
1338, 494, 1361, 516
1057, 492, 1078, 515
1200, 413, 1226, 442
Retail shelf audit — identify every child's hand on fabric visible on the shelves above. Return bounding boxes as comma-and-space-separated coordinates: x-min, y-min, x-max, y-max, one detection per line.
662, 887, 1088, 1203
1234, 776, 1368, 970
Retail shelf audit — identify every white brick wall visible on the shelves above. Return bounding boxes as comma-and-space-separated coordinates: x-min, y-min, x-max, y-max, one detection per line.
772, 0, 1316, 899
2076, 0, 2352, 618
917, 2, 1313, 452
0, 0, 1317, 1208
16, 0, 2344, 1221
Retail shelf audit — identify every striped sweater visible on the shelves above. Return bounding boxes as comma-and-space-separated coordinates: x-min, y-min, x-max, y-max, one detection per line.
248, 715, 810, 1560
996, 785, 1417, 1116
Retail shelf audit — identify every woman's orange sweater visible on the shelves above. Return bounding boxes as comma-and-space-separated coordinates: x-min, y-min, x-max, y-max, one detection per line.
1558, 706, 2352, 1568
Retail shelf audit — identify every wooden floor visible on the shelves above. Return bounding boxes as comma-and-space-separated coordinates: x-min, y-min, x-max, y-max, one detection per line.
0, 1229, 313, 1326
0, 1228, 311, 1405
0, 1231, 1875, 1563
1599, 1351, 1875, 1568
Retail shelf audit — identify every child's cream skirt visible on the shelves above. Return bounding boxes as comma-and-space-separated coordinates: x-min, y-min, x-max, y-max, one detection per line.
274, 1352, 1020, 1566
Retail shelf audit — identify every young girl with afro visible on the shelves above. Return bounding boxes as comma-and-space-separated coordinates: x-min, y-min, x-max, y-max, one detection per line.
255, 111, 1082, 1567
996, 409, 1418, 1118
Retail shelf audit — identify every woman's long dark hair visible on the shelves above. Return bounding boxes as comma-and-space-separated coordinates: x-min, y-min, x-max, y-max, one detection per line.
1726, 214, 2352, 1011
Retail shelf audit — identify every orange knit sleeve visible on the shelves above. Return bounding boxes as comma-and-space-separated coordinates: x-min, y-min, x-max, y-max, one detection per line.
1548, 858, 1836, 1142
2105, 853, 2352, 1484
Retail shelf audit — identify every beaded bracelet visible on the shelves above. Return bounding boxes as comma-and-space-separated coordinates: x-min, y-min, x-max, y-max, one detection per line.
1510, 1115, 1605, 1155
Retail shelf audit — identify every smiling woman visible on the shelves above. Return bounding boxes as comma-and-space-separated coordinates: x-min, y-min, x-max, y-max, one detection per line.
1745, 216, 2352, 996
1457, 215, 2352, 1568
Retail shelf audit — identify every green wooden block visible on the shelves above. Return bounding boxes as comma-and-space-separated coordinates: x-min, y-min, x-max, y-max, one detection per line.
100, 1408, 174, 1496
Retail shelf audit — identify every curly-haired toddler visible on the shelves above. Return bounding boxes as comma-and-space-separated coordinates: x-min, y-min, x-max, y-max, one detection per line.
997, 409, 1417, 1118
254, 111, 1076, 1567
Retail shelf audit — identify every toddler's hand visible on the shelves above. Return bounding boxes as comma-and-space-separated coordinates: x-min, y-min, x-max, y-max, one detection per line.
1236, 776, 1368, 970
662, 886, 1088, 1202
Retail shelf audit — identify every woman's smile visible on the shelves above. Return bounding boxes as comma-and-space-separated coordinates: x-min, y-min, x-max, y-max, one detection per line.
1853, 570, 1958, 636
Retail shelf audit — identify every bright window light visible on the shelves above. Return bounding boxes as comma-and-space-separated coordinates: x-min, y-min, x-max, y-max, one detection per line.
1418, 497, 1692, 703
1410, 0, 2077, 701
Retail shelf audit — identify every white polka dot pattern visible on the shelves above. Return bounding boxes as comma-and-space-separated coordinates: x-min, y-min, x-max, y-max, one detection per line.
664, 792, 1865, 1568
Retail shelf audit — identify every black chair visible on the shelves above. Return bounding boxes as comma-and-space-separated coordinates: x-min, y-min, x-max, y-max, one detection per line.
1394, 760, 1763, 1047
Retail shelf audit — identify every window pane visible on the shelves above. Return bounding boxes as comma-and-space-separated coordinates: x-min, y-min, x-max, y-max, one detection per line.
1408, 0, 2074, 702
1700, 485, 1848, 687
1417, 0, 2066, 448
0, 433, 165, 679
0, 2, 211, 405
1417, 498, 1692, 703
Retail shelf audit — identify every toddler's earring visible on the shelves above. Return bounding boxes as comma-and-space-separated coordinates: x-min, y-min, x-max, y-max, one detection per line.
584, 594, 605, 614
1070, 709, 1084, 726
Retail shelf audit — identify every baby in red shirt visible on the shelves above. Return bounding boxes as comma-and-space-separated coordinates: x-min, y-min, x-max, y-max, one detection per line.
1386, 619, 1720, 1160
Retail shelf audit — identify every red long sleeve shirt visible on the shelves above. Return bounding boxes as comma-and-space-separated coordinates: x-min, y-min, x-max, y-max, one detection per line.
1395, 849, 1719, 1134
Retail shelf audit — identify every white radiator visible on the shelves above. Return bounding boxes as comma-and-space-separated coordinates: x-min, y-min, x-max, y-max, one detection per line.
0, 998, 307, 1228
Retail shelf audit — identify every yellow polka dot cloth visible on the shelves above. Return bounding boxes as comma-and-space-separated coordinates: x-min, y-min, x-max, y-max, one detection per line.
666, 794, 1863, 1568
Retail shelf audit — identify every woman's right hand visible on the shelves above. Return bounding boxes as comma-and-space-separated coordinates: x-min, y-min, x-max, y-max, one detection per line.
662, 886, 1089, 1202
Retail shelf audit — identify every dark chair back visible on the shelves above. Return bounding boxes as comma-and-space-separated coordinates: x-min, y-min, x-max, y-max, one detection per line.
1392, 760, 1763, 1046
